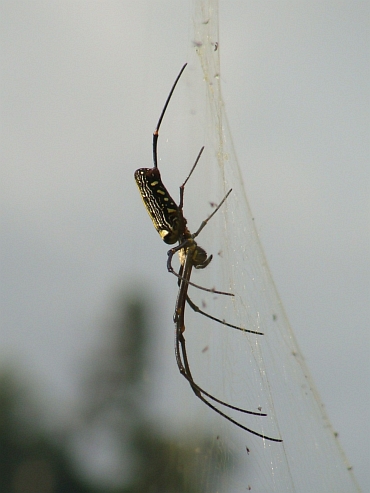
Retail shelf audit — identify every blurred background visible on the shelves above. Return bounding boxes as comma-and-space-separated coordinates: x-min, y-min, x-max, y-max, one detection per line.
1, 1, 369, 491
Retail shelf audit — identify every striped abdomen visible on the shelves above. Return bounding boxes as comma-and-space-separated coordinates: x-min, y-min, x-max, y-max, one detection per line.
134, 167, 185, 244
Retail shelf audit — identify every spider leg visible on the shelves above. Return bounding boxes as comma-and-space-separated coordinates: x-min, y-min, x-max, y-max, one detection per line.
176, 329, 265, 416
169, 187, 234, 293
179, 146, 204, 210
186, 295, 264, 336
189, 381, 283, 442
153, 63, 187, 169
175, 253, 282, 442
175, 304, 282, 442
167, 243, 233, 296
174, 252, 282, 442
192, 189, 232, 240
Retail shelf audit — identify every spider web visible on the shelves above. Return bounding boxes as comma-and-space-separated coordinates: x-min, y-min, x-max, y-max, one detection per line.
156, 0, 363, 491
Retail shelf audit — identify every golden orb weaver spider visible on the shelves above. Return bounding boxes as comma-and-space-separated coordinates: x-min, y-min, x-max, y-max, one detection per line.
134, 64, 282, 442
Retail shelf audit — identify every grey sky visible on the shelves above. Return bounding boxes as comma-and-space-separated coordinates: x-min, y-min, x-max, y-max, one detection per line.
1, 1, 369, 489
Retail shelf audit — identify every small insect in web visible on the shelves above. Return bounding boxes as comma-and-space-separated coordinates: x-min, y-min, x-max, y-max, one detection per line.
134, 64, 282, 442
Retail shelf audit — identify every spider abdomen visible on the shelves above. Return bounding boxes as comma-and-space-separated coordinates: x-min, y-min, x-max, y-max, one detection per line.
134, 167, 185, 244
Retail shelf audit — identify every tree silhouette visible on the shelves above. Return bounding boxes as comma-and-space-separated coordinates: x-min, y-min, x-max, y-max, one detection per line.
0, 287, 231, 492
0, 369, 93, 493
78, 287, 230, 492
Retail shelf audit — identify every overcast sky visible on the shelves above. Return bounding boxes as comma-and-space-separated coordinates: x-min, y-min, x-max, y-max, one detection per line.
1, 1, 369, 489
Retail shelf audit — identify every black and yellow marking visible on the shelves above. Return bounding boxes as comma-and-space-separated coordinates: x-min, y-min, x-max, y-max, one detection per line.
134, 167, 185, 244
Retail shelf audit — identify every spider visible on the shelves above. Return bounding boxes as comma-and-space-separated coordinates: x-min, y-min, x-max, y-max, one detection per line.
134, 64, 282, 442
